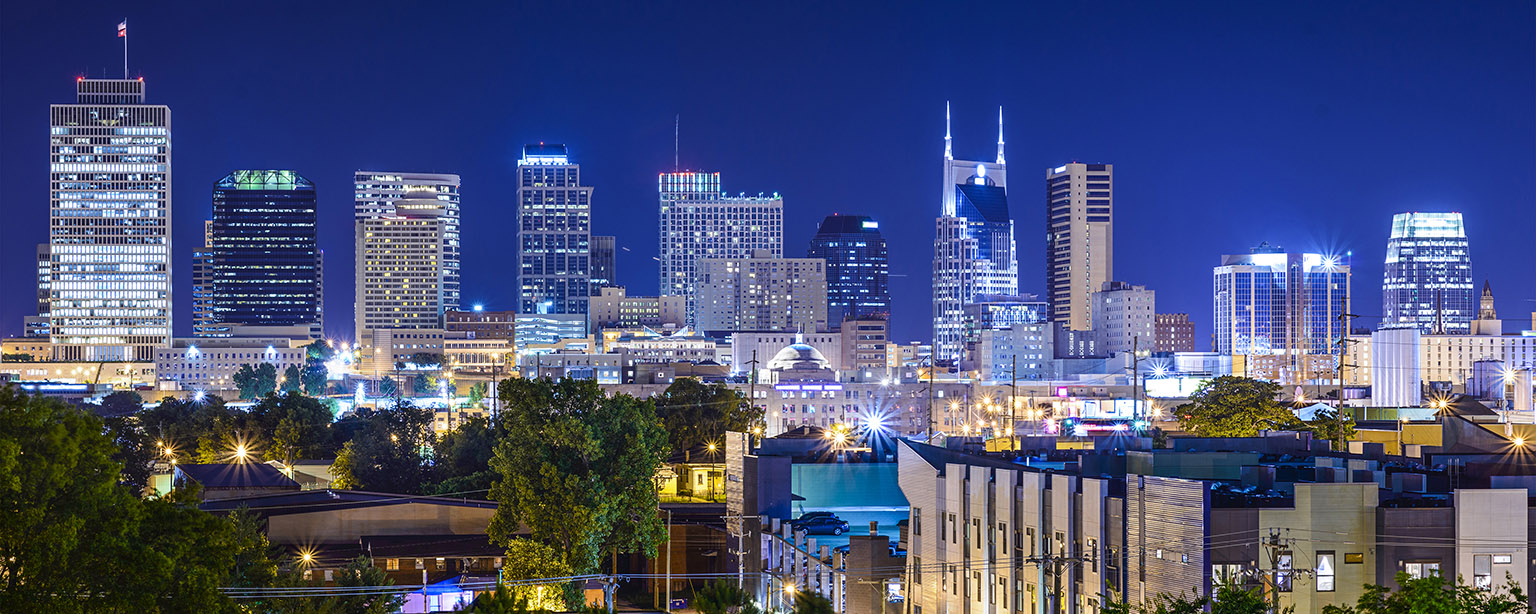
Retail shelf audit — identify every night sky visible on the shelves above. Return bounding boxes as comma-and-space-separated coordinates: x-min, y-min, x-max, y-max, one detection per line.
3, 1, 1533, 346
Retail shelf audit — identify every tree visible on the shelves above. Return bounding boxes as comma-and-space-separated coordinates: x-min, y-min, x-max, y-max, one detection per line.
1304, 406, 1357, 451
282, 364, 304, 392
500, 538, 581, 610
302, 362, 329, 396
466, 584, 535, 614
267, 555, 402, 614
1176, 376, 1299, 437
791, 591, 835, 614
378, 376, 399, 398
654, 379, 763, 454
250, 391, 339, 465
100, 389, 144, 416
126, 488, 239, 612
233, 363, 280, 400
1106, 583, 1280, 614
304, 339, 335, 362
330, 403, 434, 493
428, 416, 500, 495
488, 378, 669, 579
1321, 572, 1527, 614
409, 352, 443, 368
467, 382, 488, 409
102, 413, 157, 491
696, 579, 752, 614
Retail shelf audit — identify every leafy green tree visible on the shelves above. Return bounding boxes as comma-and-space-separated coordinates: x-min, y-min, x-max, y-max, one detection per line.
302, 362, 330, 396
227, 507, 279, 592
1208, 583, 1270, 614
467, 381, 488, 409
330, 403, 434, 493
409, 352, 443, 368
488, 378, 669, 579
234, 363, 280, 400
250, 391, 338, 464
267, 555, 402, 614
696, 579, 752, 614
102, 413, 158, 491
282, 364, 304, 392
501, 538, 581, 610
654, 379, 763, 454
305, 339, 335, 362
791, 591, 835, 614
1305, 406, 1358, 451
100, 389, 144, 415
1321, 571, 1528, 614
428, 416, 500, 495
466, 584, 535, 614
378, 376, 399, 398
413, 373, 434, 396
128, 488, 239, 612
1176, 376, 1299, 437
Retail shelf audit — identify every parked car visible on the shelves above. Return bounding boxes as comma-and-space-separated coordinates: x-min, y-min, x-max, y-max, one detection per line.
790, 511, 838, 526
797, 516, 850, 536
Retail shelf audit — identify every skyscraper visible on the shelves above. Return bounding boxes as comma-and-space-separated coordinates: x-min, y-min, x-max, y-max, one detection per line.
1213, 243, 1350, 382
696, 252, 827, 334
807, 214, 890, 328
1045, 162, 1114, 332
209, 171, 322, 330
516, 144, 591, 318
49, 78, 171, 361
192, 221, 217, 336
1382, 212, 1474, 334
657, 171, 783, 325
933, 104, 1016, 362
355, 201, 447, 346
590, 235, 616, 295
354, 171, 461, 311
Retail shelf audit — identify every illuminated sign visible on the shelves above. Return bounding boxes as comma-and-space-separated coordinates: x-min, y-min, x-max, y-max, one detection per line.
861, 221, 879, 230
1145, 376, 1208, 398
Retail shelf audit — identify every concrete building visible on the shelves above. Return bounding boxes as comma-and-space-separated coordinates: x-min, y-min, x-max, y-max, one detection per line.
808, 214, 891, 327
657, 171, 783, 325
731, 332, 844, 377
934, 105, 1016, 362
602, 328, 719, 364
1346, 323, 1536, 413
514, 313, 587, 352
974, 324, 1052, 382
49, 78, 172, 361
1093, 281, 1155, 356
354, 171, 461, 311
840, 317, 890, 374
354, 201, 447, 350
516, 144, 591, 317
588, 287, 686, 330
589, 234, 616, 295
154, 337, 307, 392
1045, 163, 1114, 332
1214, 243, 1351, 385
209, 171, 322, 331
696, 252, 827, 334
444, 308, 516, 341
1154, 313, 1196, 353
1383, 212, 1474, 335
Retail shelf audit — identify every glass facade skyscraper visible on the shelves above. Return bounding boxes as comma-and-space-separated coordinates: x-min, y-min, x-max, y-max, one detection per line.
657, 171, 783, 325
807, 214, 890, 328
209, 171, 321, 329
354, 171, 461, 311
1213, 243, 1351, 356
933, 104, 1016, 362
516, 144, 591, 318
1383, 212, 1474, 334
48, 78, 171, 361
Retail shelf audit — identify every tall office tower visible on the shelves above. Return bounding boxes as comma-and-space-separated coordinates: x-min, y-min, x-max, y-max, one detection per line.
191, 221, 218, 336
1382, 212, 1474, 334
35, 243, 50, 318
807, 214, 890, 329
354, 171, 461, 311
590, 235, 616, 295
658, 171, 784, 325
696, 251, 827, 334
1155, 313, 1196, 353
933, 104, 1016, 362
1092, 281, 1156, 356
1213, 243, 1351, 381
1045, 162, 1114, 332
49, 78, 171, 361
209, 171, 321, 330
355, 203, 447, 347
515, 144, 591, 318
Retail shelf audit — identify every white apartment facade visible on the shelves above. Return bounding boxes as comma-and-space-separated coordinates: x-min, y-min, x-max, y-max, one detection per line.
657, 172, 783, 325
1045, 163, 1114, 333
1093, 281, 1155, 356
696, 252, 827, 334
354, 171, 461, 311
354, 205, 447, 350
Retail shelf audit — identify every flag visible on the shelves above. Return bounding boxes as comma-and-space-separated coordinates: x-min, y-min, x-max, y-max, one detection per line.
117, 21, 126, 37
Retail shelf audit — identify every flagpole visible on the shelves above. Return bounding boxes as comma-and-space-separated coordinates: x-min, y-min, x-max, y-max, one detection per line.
122, 18, 128, 78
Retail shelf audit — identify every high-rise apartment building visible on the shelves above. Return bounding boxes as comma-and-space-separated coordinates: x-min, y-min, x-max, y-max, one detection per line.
933, 105, 1016, 362
1093, 281, 1155, 356
192, 221, 217, 336
34, 243, 50, 319
354, 171, 461, 311
49, 78, 171, 361
209, 171, 322, 330
1046, 162, 1114, 332
1154, 313, 1196, 353
696, 251, 826, 334
354, 202, 447, 346
515, 144, 591, 318
1382, 212, 1474, 334
807, 214, 890, 328
657, 171, 783, 325
588, 287, 686, 330
1214, 243, 1351, 382
589, 235, 616, 295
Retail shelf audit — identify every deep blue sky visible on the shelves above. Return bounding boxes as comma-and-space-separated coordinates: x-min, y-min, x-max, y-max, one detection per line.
3, 1, 1533, 346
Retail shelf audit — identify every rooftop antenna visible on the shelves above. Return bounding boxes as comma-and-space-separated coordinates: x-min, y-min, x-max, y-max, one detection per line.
996, 105, 1005, 165
674, 114, 679, 172
944, 101, 953, 161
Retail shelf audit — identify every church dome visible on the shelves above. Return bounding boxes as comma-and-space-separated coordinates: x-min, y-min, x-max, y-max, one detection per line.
767, 342, 831, 372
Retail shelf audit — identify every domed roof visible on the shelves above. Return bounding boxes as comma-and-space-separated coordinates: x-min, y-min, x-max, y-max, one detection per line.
767, 342, 831, 372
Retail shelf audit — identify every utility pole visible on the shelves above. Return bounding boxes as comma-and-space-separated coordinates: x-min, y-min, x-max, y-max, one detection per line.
1259, 528, 1291, 613
665, 508, 673, 613
747, 350, 760, 440
926, 352, 937, 444
1335, 312, 1360, 450
723, 514, 747, 588
1025, 548, 1095, 614
1132, 335, 1142, 428
1011, 353, 1018, 451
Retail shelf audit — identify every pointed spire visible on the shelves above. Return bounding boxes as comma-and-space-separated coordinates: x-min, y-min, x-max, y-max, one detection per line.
996, 105, 1006, 165
944, 101, 953, 161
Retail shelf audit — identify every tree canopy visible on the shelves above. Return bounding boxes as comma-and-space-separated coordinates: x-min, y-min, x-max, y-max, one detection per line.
1176, 376, 1300, 437
653, 379, 763, 454
1320, 571, 1528, 614
233, 363, 279, 400
329, 403, 434, 494
487, 378, 670, 582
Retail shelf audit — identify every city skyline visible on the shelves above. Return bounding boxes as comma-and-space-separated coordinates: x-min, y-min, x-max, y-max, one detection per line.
3, 3, 1533, 346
